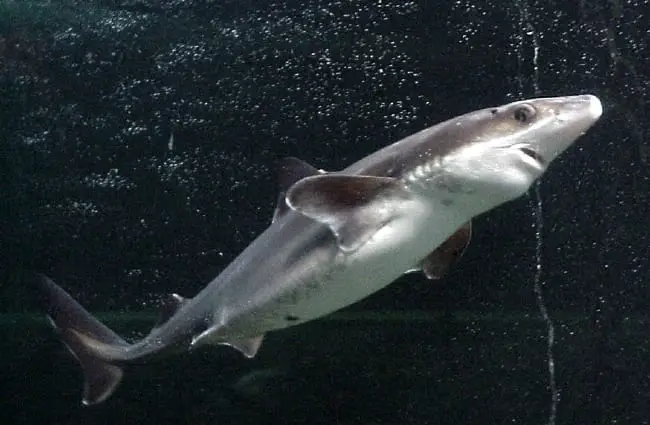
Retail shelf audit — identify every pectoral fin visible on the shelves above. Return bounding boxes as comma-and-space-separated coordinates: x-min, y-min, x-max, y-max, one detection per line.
286, 174, 408, 252
419, 221, 472, 279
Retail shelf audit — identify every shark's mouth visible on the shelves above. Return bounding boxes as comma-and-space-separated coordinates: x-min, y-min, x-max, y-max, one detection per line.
518, 146, 546, 167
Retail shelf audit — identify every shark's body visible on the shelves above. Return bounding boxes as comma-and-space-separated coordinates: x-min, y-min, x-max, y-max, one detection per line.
37, 94, 602, 405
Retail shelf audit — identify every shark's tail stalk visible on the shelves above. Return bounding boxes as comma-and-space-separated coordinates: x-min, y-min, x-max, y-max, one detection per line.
35, 274, 129, 405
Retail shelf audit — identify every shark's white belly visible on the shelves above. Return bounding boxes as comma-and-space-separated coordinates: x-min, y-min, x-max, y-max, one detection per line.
268, 198, 468, 328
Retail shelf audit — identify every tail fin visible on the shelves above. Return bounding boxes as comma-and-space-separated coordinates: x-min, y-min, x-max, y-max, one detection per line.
35, 274, 128, 405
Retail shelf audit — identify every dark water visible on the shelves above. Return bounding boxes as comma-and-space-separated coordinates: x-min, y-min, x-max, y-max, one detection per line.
1, 0, 650, 424
6, 310, 650, 425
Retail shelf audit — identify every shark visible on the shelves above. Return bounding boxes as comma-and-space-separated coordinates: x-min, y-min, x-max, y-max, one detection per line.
36, 94, 603, 405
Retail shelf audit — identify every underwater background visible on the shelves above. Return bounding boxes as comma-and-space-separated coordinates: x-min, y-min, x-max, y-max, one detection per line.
1, 0, 650, 424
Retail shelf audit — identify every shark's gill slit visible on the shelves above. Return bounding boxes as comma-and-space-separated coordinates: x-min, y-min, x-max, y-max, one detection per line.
520, 147, 545, 165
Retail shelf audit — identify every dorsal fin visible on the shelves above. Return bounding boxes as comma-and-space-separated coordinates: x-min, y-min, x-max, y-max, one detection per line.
152, 293, 188, 331
273, 157, 324, 223
419, 221, 472, 279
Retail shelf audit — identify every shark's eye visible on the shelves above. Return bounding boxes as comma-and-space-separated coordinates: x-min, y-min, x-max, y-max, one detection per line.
513, 104, 536, 123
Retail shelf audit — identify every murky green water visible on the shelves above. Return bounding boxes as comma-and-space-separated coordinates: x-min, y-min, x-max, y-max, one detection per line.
3, 309, 649, 424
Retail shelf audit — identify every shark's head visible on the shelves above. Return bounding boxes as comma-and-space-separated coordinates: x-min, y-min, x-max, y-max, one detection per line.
413, 94, 602, 206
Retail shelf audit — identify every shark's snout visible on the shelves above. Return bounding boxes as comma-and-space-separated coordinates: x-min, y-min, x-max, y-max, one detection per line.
556, 94, 603, 123
585, 94, 603, 119
525, 94, 602, 166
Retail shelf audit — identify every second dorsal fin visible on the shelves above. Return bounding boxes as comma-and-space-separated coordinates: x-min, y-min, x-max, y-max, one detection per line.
151, 293, 189, 331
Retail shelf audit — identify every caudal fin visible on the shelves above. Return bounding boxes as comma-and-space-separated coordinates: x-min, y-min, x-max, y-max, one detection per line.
35, 274, 129, 405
